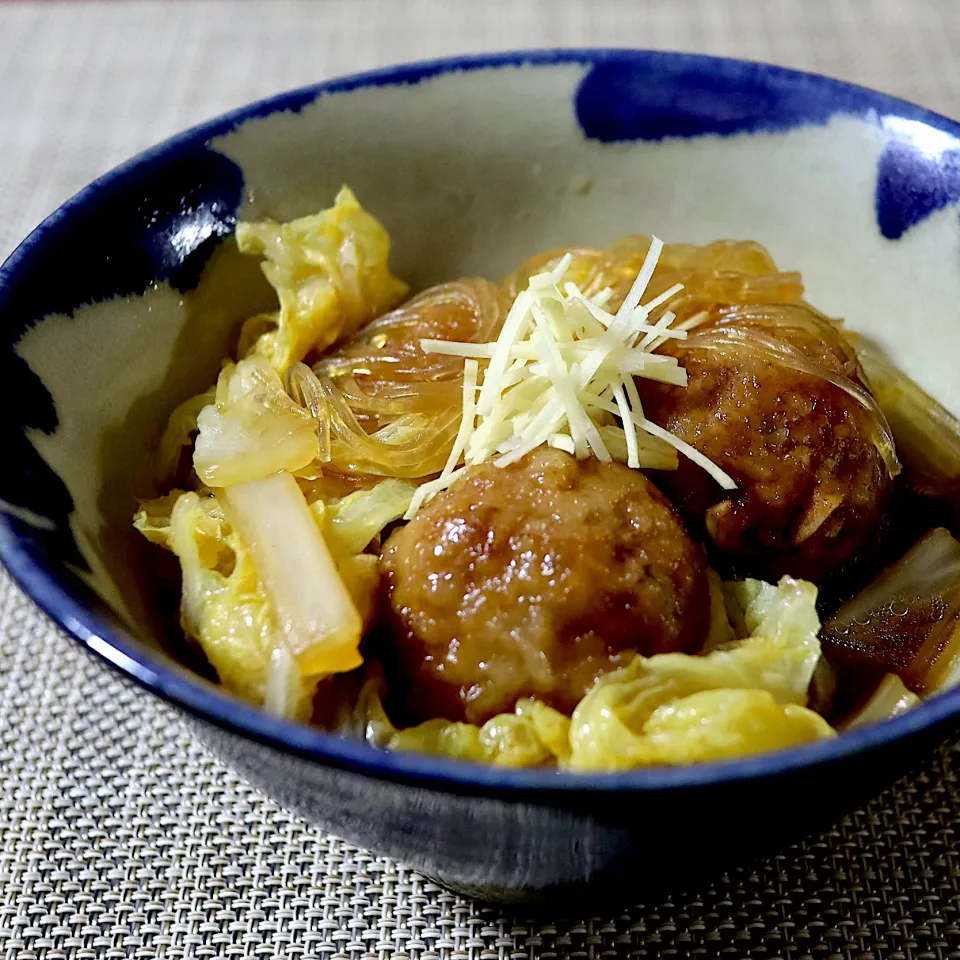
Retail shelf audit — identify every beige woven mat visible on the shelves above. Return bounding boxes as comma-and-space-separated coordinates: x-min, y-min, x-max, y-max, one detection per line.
2, 1, 960, 957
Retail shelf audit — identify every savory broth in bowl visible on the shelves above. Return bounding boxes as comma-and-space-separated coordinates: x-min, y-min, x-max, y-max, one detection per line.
134, 186, 960, 771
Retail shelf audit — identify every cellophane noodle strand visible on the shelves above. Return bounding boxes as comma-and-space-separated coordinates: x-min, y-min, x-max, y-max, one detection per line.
288, 278, 506, 480
286, 235, 896, 485
500, 236, 899, 482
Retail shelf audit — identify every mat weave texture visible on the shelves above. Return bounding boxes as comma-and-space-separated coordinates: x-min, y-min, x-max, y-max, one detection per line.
2, 2, 960, 957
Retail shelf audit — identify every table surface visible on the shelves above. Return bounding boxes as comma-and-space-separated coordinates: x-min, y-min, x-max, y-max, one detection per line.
2, 2, 960, 958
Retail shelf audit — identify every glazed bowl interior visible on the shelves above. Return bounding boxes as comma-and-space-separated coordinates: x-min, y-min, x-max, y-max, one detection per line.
3, 49, 960, 792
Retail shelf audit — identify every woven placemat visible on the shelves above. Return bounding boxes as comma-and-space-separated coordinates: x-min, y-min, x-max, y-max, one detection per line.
3, 1, 960, 957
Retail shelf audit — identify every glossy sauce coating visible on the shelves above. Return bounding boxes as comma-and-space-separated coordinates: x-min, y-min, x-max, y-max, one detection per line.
638, 323, 893, 582
821, 528, 960, 698
379, 448, 710, 724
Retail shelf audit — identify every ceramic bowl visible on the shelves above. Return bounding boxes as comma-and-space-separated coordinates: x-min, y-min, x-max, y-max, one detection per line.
2, 50, 960, 906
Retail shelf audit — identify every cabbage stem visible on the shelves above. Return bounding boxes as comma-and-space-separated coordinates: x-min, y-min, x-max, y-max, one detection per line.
224, 473, 363, 677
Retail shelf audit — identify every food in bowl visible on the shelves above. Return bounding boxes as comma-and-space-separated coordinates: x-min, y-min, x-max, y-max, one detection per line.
134, 186, 960, 771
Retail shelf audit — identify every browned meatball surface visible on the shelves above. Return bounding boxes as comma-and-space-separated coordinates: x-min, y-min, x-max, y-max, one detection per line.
638, 321, 893, 583
379, 448, 711, 725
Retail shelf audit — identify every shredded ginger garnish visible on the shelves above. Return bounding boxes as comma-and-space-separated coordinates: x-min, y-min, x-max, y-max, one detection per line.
405, 238, 736, 518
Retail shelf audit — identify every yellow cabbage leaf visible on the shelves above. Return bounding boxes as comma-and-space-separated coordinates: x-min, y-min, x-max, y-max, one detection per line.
235, 186, 409, 372
353, 576, 833, 770
348, 673, 570, 768
134, 490, 291, 712
158, 387, 216, 481
133, 478, 411, 720
193, 356, 319, 487
390, 712, 559, 768
307, 478, 415, 629
311, 478, 416, 557
623, 689, 832, 764
565, 577, 832, 770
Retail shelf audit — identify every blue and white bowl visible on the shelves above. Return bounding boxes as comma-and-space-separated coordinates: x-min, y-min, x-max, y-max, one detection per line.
2, 50, 960, 905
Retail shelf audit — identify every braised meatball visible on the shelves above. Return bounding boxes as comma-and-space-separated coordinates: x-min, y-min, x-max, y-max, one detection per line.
637, 322, 893, 582
379, 448, 710, 725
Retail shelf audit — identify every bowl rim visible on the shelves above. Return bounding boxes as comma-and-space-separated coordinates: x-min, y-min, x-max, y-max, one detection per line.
2, 46, 960, 796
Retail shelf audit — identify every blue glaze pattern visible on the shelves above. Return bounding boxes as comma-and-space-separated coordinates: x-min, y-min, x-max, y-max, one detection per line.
876, 139, 960, 239
0, 145, 243, 579
574, 54, 960, 239
574, 56, 882, 141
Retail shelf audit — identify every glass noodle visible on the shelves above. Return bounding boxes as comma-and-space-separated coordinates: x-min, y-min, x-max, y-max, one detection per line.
287, 279, 505, 478
501, 235, 899, 482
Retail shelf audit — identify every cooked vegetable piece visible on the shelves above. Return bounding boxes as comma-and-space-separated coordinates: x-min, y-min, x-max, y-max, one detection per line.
223, 473, 363, 678
159, 387, 216, 481
571, 687, 831, 769
134, 478, 409, 718
307, 479, 415, 630
193, 357, 318, 487
134, 490, 289, 712
855, 337, 960, 500
345, 671, 570, 768
313, 478, 415, 557
236, 186, 408, 373
822, 527, 960, 695
836, 673, 920, 731
346, 575, 831, 768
